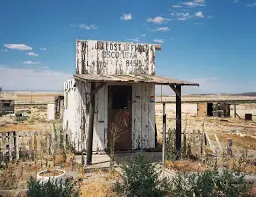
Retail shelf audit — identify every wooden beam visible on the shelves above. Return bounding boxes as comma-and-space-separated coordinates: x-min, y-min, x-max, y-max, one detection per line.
91, 82, 107, 97
169, 85, 181, 98
234, 103, 236, 118
175, 85, 182, 160
162, 103, 166, 165
86, 82, 96, 165
154, 44, 162, 51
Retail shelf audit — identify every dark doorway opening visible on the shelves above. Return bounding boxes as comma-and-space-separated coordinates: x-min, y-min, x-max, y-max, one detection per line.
108, 85, 132, 150
207, 103, 213, 116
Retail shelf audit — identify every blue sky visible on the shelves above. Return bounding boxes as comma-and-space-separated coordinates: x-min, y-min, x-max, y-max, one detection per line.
0, 0, 256, 94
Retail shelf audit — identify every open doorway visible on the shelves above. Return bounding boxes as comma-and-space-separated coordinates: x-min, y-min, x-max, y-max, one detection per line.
207, 103, 213, 116
108, 85, 132, 150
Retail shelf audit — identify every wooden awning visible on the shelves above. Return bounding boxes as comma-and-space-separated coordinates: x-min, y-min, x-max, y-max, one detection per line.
73, 74, 199, 86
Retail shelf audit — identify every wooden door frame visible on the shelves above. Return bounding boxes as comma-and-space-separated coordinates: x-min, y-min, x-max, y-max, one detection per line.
107, 84, 133, 151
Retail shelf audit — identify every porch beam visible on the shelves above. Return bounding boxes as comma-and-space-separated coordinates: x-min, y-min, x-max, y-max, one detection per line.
91, 82, 107, 97
169, 85, 181, 98
175, 85, 182, 159
86, 82, 96, 165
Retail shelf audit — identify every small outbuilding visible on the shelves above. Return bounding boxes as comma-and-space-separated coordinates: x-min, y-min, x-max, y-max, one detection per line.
0, 100, 15, 116
54, 95, 64, 119
63, 40, 199, 164
197, 102, 231, 118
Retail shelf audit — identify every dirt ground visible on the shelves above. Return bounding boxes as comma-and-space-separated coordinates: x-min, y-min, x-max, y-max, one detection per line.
0, 93, 256, 196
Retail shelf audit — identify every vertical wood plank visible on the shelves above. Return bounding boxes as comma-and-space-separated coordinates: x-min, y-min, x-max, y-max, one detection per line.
104, 85, 108, 150
0, 133, 3, 164
21, 132, 26, 159
46, 133, 49, 156
28, 133, 32, 160
133, 84, 142, 149
34, 132, 38, 160
2, 133, 7, 164
214, 134, 223, 155
141, 84, 149, 149
15, 131, 19, 160
148, 84, 155, 148
9, 132, 13, 162
205, 133, 216, 155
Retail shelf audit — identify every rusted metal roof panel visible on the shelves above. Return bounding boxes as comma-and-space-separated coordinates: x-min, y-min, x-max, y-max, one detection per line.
73, 74, 199, 86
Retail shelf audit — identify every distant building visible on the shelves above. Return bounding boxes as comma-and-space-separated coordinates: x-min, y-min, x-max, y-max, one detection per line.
0, 87, 2, 92
0, 100, 15, 116
197, 102, 231, 118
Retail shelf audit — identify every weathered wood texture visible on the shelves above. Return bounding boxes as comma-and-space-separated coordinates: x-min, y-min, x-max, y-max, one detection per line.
0, 129, 67, 164
64, 82, 156, 152
76, 40, 156, 75
63, 40, 157, 152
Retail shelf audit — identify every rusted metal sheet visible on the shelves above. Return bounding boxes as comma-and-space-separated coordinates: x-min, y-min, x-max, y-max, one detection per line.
76, 40, 157, 75
74, 74, 199, 86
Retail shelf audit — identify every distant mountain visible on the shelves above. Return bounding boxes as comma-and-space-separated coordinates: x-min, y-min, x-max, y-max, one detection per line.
1, 90, 63, 93
230, 92, 256, 96
190, 92, 256, 97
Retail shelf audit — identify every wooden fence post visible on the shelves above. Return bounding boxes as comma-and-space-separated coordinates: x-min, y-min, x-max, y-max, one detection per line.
0, 133, 3, 164
15, 131, 19, 161
34, 132, 38, 160
21, 133, 26, 159
9, 132, 13, 162
227, 138, 232, 157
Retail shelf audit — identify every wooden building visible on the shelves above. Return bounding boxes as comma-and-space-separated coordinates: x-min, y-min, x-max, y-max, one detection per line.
54, 95, 64, 119
197, 102, 231, 117
63, 40, 199, 164
0, 100, 15, 116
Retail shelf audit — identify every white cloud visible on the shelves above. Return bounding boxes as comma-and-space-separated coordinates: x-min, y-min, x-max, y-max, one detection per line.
120, 13, 132, 20
40, 48, 46, 50
183, 0, 206, 7
23, 61, 41, 65
154, 39, 164, 43
78, 24, 97, 30
247, 2, 256, 7
126, 38, 140, 42
195, 11, 204, 18
0, 66, 71, 91
141, 34, 146, 37
207, 15, 214, 19
171, 11, 192, 21
151, 27, 170, 32
147, 16, 170, 24
4, 44, 32, 51
233, 0, 239, 3
28, 52, 39, 56
0, 49, 8, 52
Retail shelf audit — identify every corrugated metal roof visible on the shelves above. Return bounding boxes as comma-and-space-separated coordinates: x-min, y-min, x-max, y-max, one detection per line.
73, 74, 199, 86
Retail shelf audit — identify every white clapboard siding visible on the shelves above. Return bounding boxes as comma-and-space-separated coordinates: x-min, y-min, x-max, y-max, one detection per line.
64, 40, 157, 152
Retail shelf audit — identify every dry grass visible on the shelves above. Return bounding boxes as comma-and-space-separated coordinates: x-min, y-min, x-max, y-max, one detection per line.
165, 160, 208, 172
80, 179, 117, 197
216, 133, 256, 150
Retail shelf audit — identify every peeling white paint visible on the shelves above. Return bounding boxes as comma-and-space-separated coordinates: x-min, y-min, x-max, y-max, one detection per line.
64, 40, 157, 152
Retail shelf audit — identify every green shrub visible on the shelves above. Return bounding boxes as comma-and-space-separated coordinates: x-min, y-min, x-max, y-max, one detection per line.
27, 176, 80, 197
114, 153, 170, 197
114, 154, 253, 197
169, 169, 253, 197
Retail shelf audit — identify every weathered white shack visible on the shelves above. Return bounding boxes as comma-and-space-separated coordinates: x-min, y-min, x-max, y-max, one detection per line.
64, 40, 199, 164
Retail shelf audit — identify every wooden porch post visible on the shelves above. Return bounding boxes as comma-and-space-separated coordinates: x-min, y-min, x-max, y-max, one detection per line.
234, 103, 237, 118
86, 82, 96, 165
175, 85, 182, 159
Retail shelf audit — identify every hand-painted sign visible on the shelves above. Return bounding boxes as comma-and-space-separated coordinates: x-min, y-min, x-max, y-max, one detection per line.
149, 96, 155, 103
76, 40, 156, 75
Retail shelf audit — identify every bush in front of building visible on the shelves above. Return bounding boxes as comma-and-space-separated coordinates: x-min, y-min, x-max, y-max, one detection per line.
114, 153, 253, 197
